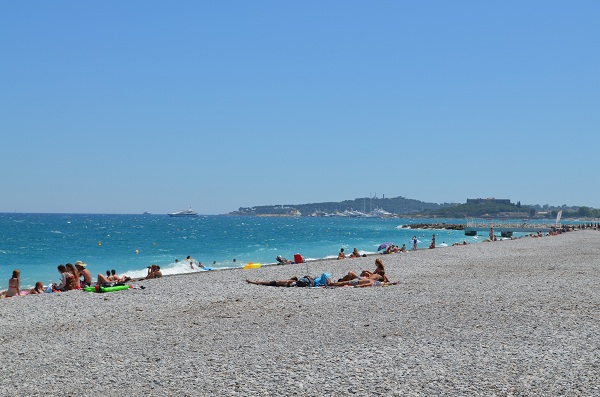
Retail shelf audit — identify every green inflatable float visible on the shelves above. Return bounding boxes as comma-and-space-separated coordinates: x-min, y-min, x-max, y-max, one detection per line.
83, 284, 131, 293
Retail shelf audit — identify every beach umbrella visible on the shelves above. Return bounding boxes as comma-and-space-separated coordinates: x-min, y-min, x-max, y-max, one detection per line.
378, 242, 394, 251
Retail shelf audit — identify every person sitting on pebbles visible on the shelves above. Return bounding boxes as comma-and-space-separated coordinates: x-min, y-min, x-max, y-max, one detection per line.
360, 258, 389, 283
75, 261, 93, 287
329, 258, 391, 287
145, 264, 163, 279
349, 248, 361, 258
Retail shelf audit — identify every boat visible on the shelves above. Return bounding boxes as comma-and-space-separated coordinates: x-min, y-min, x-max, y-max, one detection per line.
168, 208, 199, 217
368, 208, 394, 218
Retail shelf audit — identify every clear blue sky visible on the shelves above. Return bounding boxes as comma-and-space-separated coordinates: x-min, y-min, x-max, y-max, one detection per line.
1, 1, 599, 214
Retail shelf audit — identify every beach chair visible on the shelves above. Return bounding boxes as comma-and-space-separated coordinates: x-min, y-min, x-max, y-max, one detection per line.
293, 253, 305, 264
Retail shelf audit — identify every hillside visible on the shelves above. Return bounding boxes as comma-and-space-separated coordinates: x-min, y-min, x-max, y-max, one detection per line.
231, 196, 455, 216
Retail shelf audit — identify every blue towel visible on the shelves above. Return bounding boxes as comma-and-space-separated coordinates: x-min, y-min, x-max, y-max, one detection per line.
313, 272, 331, 287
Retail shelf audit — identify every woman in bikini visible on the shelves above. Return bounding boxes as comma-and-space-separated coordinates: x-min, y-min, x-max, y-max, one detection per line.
359, 258, 390, 283
5, 269, 21, 297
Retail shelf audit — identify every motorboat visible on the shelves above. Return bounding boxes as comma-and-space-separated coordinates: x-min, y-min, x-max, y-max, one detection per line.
369, 208, 394, 218
168, 208, 199, 217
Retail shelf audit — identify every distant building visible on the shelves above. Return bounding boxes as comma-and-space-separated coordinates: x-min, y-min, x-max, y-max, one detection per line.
467, 198, 511, 205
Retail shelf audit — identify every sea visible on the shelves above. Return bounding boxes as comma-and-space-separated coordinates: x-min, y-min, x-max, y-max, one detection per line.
0, 213, 550, 288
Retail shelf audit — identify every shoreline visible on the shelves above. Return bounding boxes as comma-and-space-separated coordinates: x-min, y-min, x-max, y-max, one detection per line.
5, 226, 577, 291
1, 230, 599, 395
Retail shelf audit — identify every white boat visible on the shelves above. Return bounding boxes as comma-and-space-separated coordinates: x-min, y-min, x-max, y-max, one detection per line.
369, 208, 394, 218
168, 208, 199, 217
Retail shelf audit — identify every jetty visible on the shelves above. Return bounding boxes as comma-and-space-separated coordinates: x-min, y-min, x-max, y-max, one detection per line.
404, 220, 589, 237
462, 220, 560, 237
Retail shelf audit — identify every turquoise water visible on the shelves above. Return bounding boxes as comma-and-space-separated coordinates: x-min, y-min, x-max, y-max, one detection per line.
1, 213, 519, 288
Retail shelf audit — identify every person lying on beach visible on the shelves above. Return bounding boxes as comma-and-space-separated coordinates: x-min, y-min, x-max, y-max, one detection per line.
326, 277, 399, 288
75, 261, 93, 287
276, 255, 292, 265
5, 269, 21, 298
246, 277, 299, 287
29, 281, 45, 295
145, 265, 163, 279
109, 269, 131, 282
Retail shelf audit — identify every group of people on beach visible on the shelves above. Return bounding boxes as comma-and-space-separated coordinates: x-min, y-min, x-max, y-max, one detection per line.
1, 260, 166, 298
337, 247, 366, 259
247, 258, 398, 289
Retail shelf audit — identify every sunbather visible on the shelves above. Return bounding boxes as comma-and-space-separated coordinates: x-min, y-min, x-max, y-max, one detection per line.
246, 277, 298, 287
276, 256, 292, 265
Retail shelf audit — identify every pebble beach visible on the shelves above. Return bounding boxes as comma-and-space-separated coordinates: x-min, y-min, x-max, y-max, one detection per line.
1, 230, 599, 396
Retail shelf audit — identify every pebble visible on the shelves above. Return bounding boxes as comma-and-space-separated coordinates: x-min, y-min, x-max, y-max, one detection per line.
1, 230, 599, 395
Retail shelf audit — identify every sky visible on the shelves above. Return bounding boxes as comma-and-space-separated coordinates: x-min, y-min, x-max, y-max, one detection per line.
1, 1, 599, 215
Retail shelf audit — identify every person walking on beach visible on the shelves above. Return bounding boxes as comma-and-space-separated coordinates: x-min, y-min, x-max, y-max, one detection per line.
489, 227, 494, 241
412, 236, 418, 251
